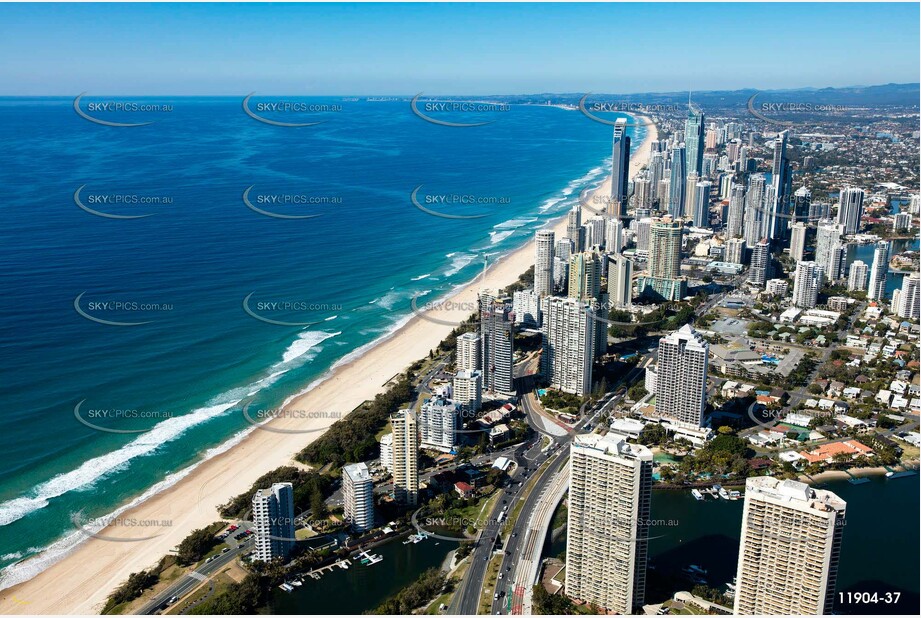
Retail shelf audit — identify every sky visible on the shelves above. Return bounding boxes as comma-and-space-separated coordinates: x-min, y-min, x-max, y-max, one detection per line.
0, 2, 918, 95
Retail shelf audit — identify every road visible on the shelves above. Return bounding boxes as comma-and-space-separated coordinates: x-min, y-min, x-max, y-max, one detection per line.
137, 536, 254, 615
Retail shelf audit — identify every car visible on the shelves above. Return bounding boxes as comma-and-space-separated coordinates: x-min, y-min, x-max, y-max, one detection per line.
222, 547, 230, 553
494, 593, 499, 601
168, 596, 179, 605
498, 573, 503, 580
506, 566, 511, 571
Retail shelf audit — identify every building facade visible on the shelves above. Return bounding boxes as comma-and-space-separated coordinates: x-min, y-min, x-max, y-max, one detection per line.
342, 463, 375, 532
252, 482, 296, 562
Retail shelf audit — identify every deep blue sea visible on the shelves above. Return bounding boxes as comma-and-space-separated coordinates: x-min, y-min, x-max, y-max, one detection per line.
0, 97, 641, 586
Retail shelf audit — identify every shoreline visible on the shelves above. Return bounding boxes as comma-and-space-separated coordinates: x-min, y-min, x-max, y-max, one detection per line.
0, 120, 657, 614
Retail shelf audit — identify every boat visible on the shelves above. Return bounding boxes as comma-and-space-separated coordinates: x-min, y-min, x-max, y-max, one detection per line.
691, 489, 704, 501
886, 470, 917, 479
278, 583, 294, 592
290, 580, 302, 587
718, 488, 730, 500
684, 564, 708, 575
728, 490, 741, 500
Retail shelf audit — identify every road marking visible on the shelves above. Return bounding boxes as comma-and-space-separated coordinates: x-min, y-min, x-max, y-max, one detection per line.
189, 571, 207, 582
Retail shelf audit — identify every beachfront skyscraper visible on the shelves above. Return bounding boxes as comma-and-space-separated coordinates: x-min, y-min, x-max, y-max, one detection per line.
667, 144, 686, 219
608, 253, 633, 309
534, 229, 555, 297
610, 118, 630, 218
455, 331, 480, 373
342, 462, 375, 533
837, 187, 865, 235
734, 477, 847, 615
768, 131, 792, 243
867, 241, 890, 300
252, 482, 295, 562
897, 272, 921, 319
566, 205, 585, 252
685, 103, 705, 176
418, 396, 459, 452
605, 216, 624, 254
452, 369, 482, 415
540, 296, 594, 396
654, 324, 708, 428
479, 291, 515, 394
748, 239, 771, 286
390, 409, 419, 506
792, 261, 823, 309
566, 433, 653, 614
568, 251, 602, 301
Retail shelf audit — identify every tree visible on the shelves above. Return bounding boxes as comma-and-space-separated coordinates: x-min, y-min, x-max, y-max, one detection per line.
717, 425, 735, 435
310, 487, 328, 521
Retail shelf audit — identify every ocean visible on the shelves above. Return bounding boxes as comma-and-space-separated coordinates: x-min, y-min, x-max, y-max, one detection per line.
0, 97, 641, 587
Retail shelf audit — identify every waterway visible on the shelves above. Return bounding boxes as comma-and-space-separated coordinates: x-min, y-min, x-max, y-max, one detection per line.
549, 476, 919, 614
846, 237, 919, 299
268, 535, 458, 614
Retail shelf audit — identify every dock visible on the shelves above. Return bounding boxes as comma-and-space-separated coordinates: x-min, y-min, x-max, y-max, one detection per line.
304, 558, 352, 580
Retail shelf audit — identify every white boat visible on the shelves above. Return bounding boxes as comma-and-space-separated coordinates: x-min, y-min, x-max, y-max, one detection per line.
691, 489, 704, 501
290, 580, 302, 587
728, 490, 741, 500
279, 583, 294, 592
718, 488, 730, 500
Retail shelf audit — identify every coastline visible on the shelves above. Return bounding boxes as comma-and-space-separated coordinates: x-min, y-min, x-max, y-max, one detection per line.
0, 119, 657, 614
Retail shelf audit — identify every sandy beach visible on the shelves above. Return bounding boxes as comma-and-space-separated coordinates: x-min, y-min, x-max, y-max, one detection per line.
0, 120, 657, 615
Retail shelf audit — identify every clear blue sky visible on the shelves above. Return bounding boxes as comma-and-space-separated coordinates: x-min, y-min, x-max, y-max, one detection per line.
1, 2, 918, 95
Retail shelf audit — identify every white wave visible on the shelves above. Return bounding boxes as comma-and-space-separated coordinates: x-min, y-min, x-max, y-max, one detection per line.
444, 253, 476, 276
324, 315, 338, 321
0, 423, 258, 592
410, 273, 431, 281
492, 218, 537, 230
281, 331, 340, 364
0, 553, 22, 562
489, 230, 515, 245
0, 400, 241, 528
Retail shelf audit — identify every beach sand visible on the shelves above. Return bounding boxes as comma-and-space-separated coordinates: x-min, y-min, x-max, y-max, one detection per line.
0, 120, 657, 615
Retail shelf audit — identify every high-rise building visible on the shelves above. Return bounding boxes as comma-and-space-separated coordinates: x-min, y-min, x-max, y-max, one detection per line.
867, 241, 890, 300
534, 230, 555, 297
743, 174, 766, 247
566, 434, 653, 614
792, 186, 812, 225
748, 239, 771, 286
390, 409, 419, 506
727, 183, 745, 239
837, 187, 865, 235
512, 289, 540, 327
789, 222, 808, 262
897, 272, 920, 319
815, 219, 846, 280
605, 216, 624, 254
685, 104, 705, 176
610, 118, 631, 218
693, 181, 711, 228
252, 482, 295, 562
809, 201, 831, 222
792, 261, 824, 309
456, 332, 480, 373
726, 237, 746, 265
608, 254, 633, 309
342, 463, 375, 532
655, 324, 708, 428
567, 205, 585, 252
847, 260, 869, 292
633, 175, 652, 211
479, 292, 515, 394
684, 171, 700, 219
734, 477, 846, 615
453, 369, 482, 415
418, 396, 459, 452
568, 251, 602, 301
540, 296, 594, 396
667, 145, 686, 219
648, 217, 682, 279
893, 211, 911, 232
584, 215, 606, 249
768, 131, 792, 242
635, 217, 652, 253
379, 433, 393, 473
